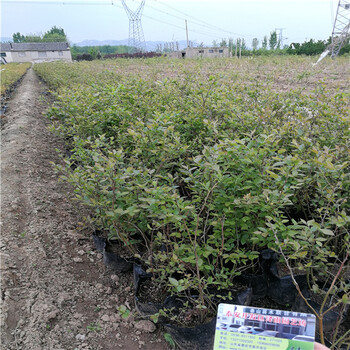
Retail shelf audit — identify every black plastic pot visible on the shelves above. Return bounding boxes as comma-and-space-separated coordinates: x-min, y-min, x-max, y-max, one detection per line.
65, 149, 78, 170
260, 249, 309, 306
133, 264, 163, 317
103, 249, 133, 273
237, 249, 309, 306
133, 265, 187, 318
235, 274, 268, 300
165, 317, 216, 350
92, 234, 133, 273
92, 234, 106, 253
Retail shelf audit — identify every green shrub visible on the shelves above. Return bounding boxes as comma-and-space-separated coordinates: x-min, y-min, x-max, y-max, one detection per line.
38, 57, 349, 344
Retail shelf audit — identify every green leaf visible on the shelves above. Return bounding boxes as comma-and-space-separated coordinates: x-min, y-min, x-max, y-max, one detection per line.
164, 333, 176, 348
168, 277, 179, 287
150, 313, 159, 323
297, 251, 308, 258
266, 170, 278, 179
312, 284, 319, 293
320, 228, 334, 236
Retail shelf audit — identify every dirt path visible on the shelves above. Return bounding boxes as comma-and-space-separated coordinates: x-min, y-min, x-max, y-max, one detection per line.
0, 68, 169, 350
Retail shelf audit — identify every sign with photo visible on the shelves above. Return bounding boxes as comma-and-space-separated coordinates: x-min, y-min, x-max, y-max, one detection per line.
214, 304, 316, 350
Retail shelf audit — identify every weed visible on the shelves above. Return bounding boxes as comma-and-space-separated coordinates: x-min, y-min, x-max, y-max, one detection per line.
86, 323, 102, 332
117, 305, 131, 319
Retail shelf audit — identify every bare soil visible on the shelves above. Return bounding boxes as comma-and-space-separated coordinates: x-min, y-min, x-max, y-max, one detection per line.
0, 68, 170, 350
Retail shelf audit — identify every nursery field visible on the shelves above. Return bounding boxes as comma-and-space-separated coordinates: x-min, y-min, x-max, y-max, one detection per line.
34, 56, 350, 348
0, 62, 31, 95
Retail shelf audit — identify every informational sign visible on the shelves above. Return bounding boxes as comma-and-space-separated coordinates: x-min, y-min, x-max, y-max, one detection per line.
214, 304, 316, 350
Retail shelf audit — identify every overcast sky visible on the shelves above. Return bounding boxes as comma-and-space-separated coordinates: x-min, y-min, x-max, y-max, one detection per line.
1, 0, 339, 47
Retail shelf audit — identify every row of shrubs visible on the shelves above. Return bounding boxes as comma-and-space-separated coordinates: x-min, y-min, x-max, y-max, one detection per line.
34, 58, 350, 345
76, 51, 163, 61
0, 62, 31, 96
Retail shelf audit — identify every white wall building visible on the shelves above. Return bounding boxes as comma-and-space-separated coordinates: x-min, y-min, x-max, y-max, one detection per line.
0, 42, 72, 63
169, 47, 231, 59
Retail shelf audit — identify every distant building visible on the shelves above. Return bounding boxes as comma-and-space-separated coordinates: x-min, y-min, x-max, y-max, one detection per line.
168, 47, 231, 59
0, 42, 72, 63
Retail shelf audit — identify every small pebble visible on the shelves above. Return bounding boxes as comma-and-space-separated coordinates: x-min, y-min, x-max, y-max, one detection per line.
101, 314, 110, 322
110, 274, 118, 281
134, 320, 156, 333
95, 283, 103, 291
75, 334, 86, 341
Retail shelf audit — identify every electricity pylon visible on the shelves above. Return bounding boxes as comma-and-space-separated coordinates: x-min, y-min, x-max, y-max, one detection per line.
122, 0, 146, 53
314, 0, 350, 64
330, 0, 350, 58
275, 28, 286, 48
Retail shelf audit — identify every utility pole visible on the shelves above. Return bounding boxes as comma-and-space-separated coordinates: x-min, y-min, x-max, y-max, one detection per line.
122, 0, 146, 53
185, 20, 189, 48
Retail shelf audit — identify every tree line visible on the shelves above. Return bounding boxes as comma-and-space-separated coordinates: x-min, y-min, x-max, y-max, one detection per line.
70, 45, 129, 60
215, 31, 350, 56
12, 26, 68, 43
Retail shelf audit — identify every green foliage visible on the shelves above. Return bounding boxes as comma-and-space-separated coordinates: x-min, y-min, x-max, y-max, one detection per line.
12, 32, 25, 43
26, 35, 42, 42
219, 38, 227, 47
262, 36, 268, 50
287, 39, 327, 56
163, 333, 176, 348
70, 45, 129, 60
12, 26, 67, 43
43, 26, 67, 42
269, 31, 278, 50
86, 323, 102, 332
35, 57, 350, 344
339, 38, 350, 55
0, 63, 31, 95
252, 38, 259, 50
87, 47, 99, 60
217, 35, 348, 57
117, 305, 131, 319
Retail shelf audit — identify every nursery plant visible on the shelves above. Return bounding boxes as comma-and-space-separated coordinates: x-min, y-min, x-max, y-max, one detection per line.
0, 62, 31, 95
34, 56, 350, 347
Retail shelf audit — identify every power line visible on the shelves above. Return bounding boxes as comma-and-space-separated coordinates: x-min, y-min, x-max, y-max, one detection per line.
4, 0, 242, 41
146, 2, 244, 38
3, 0, 252, 42
2, 0, 115, 5
142, 13, 230, 41
154, 0, 252, 38
116, 2, 227, 40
